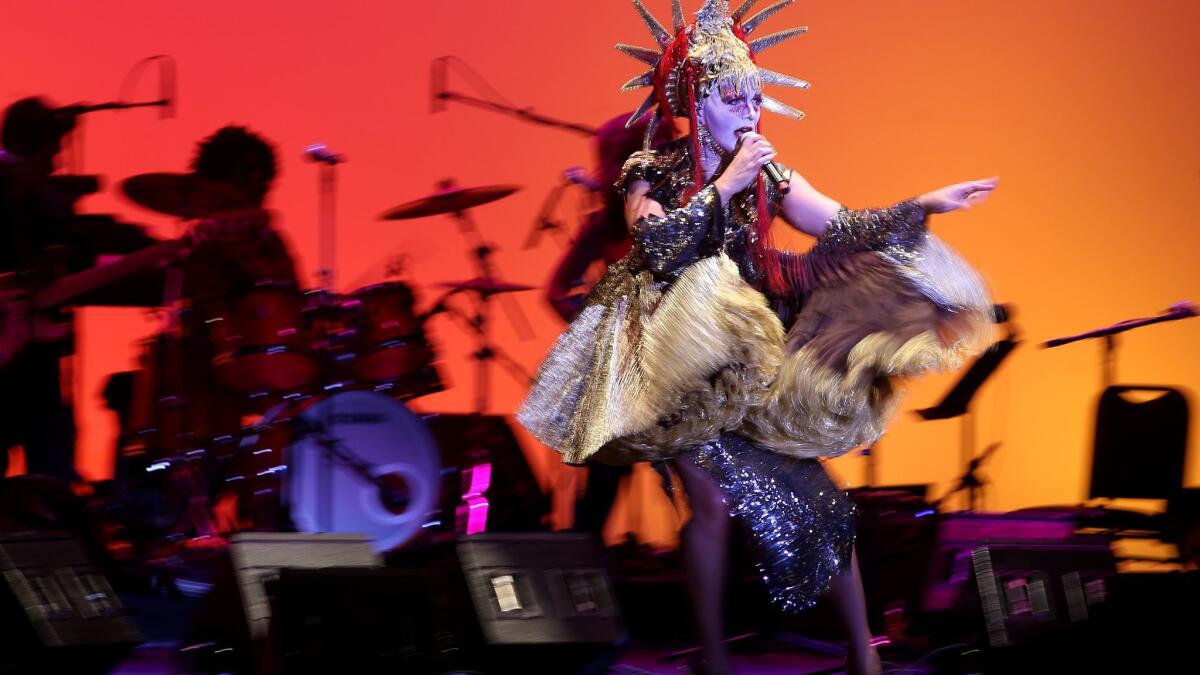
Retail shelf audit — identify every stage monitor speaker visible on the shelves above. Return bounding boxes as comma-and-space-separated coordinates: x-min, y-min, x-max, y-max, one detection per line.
183, 532, 379, 674
273, 532, 626, 674
921, 512, 1079, 614
226, 531, 380, 640
0, 531, 141, 674
966, 540, 1115, 649
455, 532, 624, 648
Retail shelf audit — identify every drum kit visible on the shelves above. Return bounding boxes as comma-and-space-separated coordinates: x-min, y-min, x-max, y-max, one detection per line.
115, 172, 535, 554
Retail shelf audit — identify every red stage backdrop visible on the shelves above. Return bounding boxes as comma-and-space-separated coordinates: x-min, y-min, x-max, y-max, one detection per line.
3, 1, 1198, 545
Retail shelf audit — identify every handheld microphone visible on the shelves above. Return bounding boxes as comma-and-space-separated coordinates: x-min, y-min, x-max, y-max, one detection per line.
735, 130, 790, 194
763, 161, 790, 193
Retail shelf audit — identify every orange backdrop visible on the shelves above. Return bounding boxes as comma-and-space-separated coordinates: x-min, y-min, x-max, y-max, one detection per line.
4, 1, 1198, 546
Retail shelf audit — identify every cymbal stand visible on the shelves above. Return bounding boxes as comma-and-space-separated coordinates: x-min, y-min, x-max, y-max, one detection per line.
437, 179, 532, 412
435, 296, 532, 386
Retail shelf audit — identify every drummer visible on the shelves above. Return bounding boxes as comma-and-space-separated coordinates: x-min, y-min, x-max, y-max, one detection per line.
174, 126, 301, 533
183, 125, 299, 302
117, 127, 300, 484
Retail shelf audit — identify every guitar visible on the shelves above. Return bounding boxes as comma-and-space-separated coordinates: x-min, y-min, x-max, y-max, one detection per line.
0, 235, 192, 370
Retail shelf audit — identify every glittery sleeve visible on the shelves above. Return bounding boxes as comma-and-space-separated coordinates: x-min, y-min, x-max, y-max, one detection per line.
617, 149, 666, 195
812, 199, 927, 256
631, 184, 724, 276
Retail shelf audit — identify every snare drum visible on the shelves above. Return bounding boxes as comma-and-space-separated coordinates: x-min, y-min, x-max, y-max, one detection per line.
232, 390, 443, 552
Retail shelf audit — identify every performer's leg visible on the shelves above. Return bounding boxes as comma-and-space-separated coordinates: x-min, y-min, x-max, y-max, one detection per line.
827, 549, 881, 675
673, 456, 732, 675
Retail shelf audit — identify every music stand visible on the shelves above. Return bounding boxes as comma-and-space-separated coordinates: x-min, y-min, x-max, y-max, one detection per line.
917, 310, 1019, 511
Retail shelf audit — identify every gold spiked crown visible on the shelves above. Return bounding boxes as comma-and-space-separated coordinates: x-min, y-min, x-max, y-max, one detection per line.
617, 0, 811, 148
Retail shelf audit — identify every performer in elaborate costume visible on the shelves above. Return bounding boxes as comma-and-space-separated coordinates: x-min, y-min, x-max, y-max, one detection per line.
519, 2, 997, 672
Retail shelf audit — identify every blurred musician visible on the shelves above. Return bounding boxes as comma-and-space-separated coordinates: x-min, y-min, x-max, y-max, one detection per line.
182, 125, 298, 302
0, 97, 156, 481
546, 113, 669, 322
153, 126, 300, 535
121, 125, 300, 462
546, 112, 669, 537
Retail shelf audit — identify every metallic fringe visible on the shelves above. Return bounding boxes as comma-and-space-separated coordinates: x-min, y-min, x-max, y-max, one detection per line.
518, 254, 783, 465
520, 230, 992, 465
742, 234, 993, 458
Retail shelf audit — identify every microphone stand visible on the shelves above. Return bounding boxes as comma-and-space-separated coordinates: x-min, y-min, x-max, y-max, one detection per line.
434, 91, 597, 137
934, 443, 1003, 512
430, 55, 595, 137
1043, 302, 1197, 388
59, 99, 171, 116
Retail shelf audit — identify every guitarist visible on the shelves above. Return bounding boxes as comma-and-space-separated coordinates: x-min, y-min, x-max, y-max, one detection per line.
0, 97, 156, 480
0, 97, 166, 480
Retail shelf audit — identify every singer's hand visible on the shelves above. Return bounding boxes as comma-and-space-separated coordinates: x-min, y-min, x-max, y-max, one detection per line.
563, 166, 600, 191
714, 132, 776, 203
563, 166, 588, 184
917, 177, 999, 214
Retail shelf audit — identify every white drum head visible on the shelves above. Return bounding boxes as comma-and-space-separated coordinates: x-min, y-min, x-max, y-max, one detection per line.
285, 390, 442, 552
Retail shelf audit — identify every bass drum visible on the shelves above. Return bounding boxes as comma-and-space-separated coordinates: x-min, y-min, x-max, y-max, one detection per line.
235, 390, 442, 552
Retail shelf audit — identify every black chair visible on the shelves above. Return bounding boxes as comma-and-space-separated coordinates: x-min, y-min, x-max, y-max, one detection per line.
1090, 385, 1189, 502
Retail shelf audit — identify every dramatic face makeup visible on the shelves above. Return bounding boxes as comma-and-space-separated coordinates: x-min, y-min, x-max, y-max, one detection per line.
700, 81, 764, 154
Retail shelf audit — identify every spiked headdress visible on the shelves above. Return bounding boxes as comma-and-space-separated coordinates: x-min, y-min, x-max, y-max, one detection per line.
617, 0, 810, 149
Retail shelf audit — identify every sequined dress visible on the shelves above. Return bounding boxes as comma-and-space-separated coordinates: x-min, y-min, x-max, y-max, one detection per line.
519, 138, 992, 610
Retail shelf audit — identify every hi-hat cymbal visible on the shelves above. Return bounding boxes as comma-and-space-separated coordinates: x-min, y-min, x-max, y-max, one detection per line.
437, 277, 536, 295
121, 172, 253, 218
380, 184, 521, 220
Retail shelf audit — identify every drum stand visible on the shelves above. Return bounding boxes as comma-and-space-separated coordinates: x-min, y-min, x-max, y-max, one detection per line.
430, 295, 532, 413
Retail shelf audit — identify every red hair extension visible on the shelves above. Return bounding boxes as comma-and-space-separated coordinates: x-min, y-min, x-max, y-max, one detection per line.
754, 117, 786, 293
685, 67, 706, 201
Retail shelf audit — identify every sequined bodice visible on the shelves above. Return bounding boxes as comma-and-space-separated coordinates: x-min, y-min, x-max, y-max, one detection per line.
619, 138, 785, 290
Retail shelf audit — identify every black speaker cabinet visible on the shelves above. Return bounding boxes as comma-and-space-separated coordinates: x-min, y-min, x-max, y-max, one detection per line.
967, 540, 1115, 649
0, 531, 141, 674
183, 532, 379, 673
273, 532, 626, 674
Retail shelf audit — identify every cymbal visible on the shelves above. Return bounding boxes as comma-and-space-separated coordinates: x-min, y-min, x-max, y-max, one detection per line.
380, 184, 521, 220
121, 172, 253, 218
437, 277, 536, 295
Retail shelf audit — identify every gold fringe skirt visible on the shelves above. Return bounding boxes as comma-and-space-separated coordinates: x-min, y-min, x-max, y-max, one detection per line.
518, 234, 992, 465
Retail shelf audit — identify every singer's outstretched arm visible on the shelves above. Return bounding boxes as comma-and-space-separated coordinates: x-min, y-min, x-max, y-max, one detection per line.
776, 169, 1000, 238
